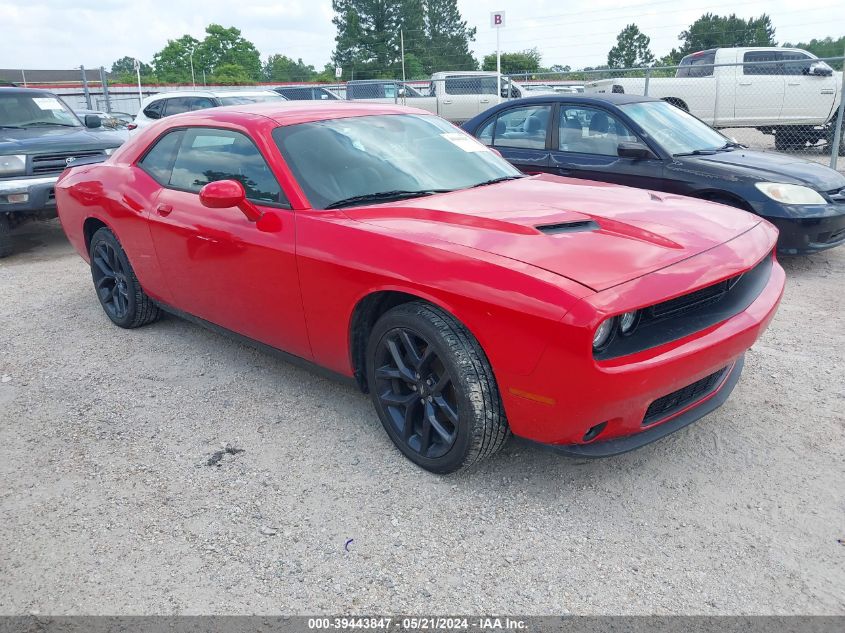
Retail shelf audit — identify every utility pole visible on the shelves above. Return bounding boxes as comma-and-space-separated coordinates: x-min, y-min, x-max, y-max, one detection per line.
400, 29, 406, 105
830, 44, 845, 170
189, 48, 196, 87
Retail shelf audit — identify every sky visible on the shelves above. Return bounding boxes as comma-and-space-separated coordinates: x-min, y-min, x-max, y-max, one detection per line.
0, 0, 842, 73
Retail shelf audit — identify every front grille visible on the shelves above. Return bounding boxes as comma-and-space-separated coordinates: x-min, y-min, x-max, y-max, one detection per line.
643, 366, 728, 426
31, 150, 104, 175
648, 274, 740, 320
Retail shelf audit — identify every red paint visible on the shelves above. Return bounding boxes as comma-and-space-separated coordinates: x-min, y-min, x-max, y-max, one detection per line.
56, 102, 784, 447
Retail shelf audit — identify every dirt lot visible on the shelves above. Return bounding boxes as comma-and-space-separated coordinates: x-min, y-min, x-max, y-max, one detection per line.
0, 219, 843, 615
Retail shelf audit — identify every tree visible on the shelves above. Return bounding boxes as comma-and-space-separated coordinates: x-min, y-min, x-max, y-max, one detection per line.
783, 36, 844, 70
264, 55, 317, 82
196, 24, 262, 81
209, 63, 252, 85
152, 35, 200, 83
482, 49, 541, 75
111, 56, 152, 76
607, 24, 655, 68
677, 13, 775, 57
331, 0, 476, 79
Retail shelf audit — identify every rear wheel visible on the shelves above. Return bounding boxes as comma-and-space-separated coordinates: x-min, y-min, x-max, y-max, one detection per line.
366, 301, 509, 474
89, 227, 160, 328
0, 215, 11, 258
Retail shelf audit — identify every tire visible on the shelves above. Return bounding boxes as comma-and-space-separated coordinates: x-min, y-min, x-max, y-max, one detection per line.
0, 215, 11, 259
366, 301, 510, 474
89, 227, 160, 328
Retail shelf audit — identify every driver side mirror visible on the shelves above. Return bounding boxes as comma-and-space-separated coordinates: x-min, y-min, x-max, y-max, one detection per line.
804, 62, 833, 77
199, 180, 262, 222
617, 141, 656, 160
84, 114, 102, 129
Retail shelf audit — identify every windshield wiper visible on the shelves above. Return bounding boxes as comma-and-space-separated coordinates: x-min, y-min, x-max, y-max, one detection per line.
0, 125, 23, 129
673, 149, 719, 156
325, 189, 451, 209
22, 122, 78, 127
717, 141, 745, 150
468, 175, 525, 188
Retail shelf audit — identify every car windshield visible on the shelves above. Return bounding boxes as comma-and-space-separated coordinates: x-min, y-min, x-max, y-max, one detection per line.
218, 94, 285, 105
620, 101, 729, 155
273, 114, 521, 209
0, 93, 81, 128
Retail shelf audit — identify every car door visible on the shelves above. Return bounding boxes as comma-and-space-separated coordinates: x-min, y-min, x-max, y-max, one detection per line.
548, 104, 664, 189
780, 52, 837, 123
735, 51, 786, 125
441, 77, 485, 123
475, 104, 553, 174
137, 126, 311, 359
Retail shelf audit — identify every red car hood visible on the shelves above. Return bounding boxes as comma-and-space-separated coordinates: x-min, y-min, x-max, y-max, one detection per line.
343, 174, 762, 292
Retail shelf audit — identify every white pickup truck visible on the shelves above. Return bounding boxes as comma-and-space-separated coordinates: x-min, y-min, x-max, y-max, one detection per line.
585, 47, 844, 152
346, 71, 548, 124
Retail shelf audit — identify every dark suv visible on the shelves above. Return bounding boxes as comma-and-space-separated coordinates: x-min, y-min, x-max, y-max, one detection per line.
0, 87, 125, 257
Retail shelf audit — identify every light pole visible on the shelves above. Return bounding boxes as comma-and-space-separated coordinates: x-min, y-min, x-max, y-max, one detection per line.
189, 49, 196, 87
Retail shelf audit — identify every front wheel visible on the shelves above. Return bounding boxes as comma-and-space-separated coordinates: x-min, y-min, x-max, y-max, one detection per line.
366, 301, 509, 474
89, 227, 160, 328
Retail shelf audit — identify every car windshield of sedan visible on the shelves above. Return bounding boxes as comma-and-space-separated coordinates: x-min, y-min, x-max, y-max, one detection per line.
0, 93, 81, 128
620, 101, 730, 156
273, 114, 522, 209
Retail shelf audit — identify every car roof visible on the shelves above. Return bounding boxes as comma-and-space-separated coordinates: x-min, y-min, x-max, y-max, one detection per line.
166, 101, 433, 126
144, 89, 280, 102
0, 87, 60, 96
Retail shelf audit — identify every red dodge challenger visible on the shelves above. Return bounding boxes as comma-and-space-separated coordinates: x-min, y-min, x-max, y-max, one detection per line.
56, 102, 785, 473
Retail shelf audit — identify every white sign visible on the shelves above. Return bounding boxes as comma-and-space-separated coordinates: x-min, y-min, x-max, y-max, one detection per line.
490, 11, 505, 28
335, 66, 342, 79
32, 97, 63, 110
133, 58, 141, 71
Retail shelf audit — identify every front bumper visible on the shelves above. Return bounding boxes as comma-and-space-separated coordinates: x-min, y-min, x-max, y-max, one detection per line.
0, 175, 60, 216
499, 223, 785, 450
752, 199, 845, 254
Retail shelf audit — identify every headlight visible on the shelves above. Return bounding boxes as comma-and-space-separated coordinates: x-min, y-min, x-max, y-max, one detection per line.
0, 154, 26, 176
104, 148, 118, 156
754, 182, 826, 205
619, 310, 639, 335
593, 317, 616, 350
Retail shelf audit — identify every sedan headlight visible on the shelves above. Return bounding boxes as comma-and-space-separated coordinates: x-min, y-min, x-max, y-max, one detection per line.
0, 154, 26, 176
754, 182, 826, 205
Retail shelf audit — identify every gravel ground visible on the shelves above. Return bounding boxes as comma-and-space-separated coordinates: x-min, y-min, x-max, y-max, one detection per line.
0, 219, 843, 616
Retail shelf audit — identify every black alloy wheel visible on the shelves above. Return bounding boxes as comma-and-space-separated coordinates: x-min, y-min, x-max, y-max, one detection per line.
92, 240, 130, 320
373, 327, 460, 460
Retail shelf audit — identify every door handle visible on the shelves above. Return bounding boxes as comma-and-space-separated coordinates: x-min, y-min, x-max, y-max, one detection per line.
738, 81, 752, 86
787, 81, 800, 86
156, 203, 173, 216
480, 99, 490, 103
442, 100, 452, 104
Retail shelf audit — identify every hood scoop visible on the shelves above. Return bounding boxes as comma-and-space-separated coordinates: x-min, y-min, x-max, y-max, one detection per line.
535, 220, 599, 235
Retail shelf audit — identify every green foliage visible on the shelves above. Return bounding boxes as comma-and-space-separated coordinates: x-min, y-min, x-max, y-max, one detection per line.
607, 24, 655, 68
152, 35, 200, 83
677, 13, 776, 56
331, 0, 477, 80
110, 56, 152, 76
783, 36, 845, 70
264, 55, 317, 82
196, 24, 262, 81
208, 63, 252, 85
482, 48, 541, 75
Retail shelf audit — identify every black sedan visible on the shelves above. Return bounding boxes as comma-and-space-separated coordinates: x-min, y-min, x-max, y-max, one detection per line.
461, 94, 845, 254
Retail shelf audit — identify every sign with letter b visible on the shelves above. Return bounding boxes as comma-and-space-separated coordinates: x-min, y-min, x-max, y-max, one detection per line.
490, 11, 505, 28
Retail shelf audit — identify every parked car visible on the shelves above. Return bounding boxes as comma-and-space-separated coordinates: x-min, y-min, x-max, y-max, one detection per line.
75, 109, 128, 130
462, 94, 845, 254
0, 87, 125, 257
130, 90, 286, 132
56, 102, 784, 473
345, 72, 551, 124
585, 47, 844, 153
273, 85, 340, 101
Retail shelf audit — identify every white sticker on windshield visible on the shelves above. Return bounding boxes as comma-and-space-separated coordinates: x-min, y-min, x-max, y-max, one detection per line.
441, 132, 486, 152
32, 97, 64, 110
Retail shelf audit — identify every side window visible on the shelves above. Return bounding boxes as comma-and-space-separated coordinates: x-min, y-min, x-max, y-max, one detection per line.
445, 77, 482, 95
489, 105, 552, 150
479, 77, 499, 95
476, 117, 496, 145
677, 51, 716, 78
138, 130, 185, 184
190, 97, 215, 111
168, 127, 287, 206
142, 99, 165, 120
743, 51, 781, 75
163, 97, 192, 116
781, 52, 812, 76
558, 107, 638, 156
